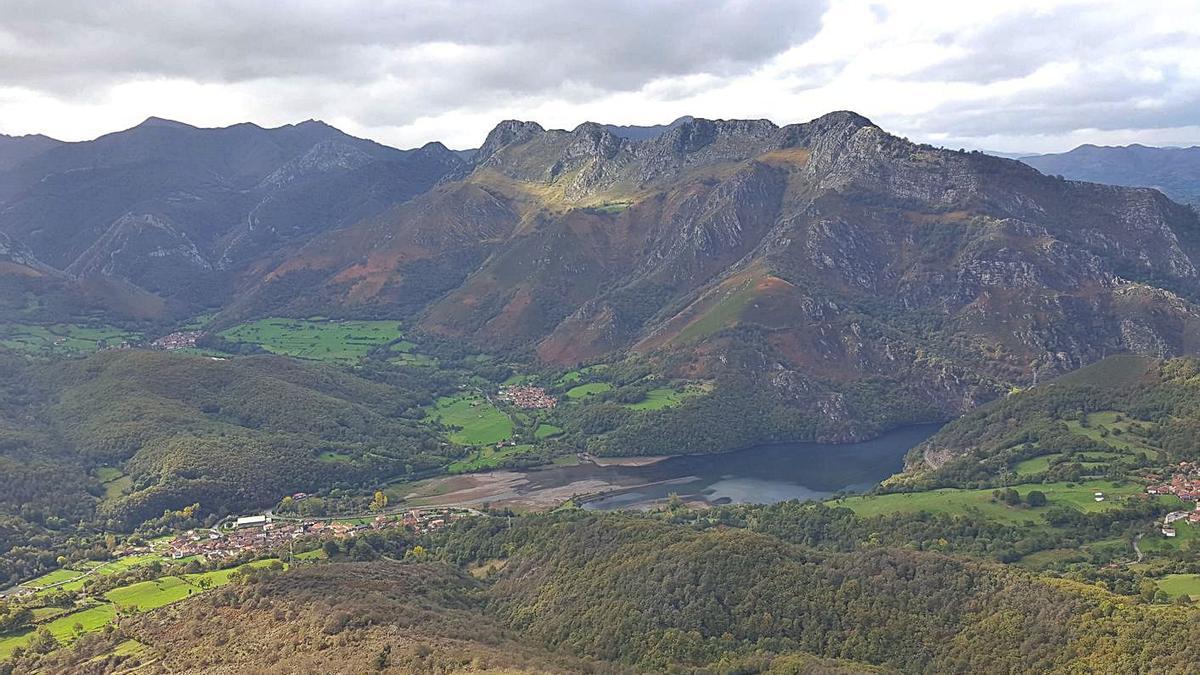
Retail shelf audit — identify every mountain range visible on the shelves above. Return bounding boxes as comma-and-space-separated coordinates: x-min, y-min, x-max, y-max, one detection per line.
1021, 144, 1200, 207
3, 113, 1200, 446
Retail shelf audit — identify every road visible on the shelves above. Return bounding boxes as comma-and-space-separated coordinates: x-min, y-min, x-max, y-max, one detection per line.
1130, 533, 1145, 565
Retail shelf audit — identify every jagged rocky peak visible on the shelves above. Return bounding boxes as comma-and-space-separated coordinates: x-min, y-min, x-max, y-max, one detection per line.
476, 120, 547, 162
653, 117, 779, 155
565, 122, 624, 160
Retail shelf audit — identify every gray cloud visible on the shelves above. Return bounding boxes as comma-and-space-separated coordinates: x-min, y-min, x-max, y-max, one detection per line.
0, 0, 1196, 153
0, 1, 826, 99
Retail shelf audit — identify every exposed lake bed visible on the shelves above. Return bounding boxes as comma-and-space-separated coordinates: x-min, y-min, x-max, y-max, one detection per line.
395, 424, 941, 512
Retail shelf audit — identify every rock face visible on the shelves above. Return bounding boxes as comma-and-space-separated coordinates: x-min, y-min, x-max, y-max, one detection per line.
240, 111, 1200, 440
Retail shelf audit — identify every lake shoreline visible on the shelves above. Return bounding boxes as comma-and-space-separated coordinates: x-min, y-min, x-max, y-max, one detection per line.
395, 424, 943, 513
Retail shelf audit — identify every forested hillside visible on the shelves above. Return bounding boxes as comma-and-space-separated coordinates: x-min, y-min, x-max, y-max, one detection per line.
909, 356, 1200, 486
0, 349, 458, 588
15, 511, 1198, 674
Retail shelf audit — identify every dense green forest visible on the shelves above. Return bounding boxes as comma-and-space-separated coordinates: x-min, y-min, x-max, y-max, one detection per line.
12, 510, 1198, 673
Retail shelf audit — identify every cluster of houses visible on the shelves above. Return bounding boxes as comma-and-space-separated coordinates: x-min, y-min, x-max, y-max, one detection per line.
151, 330, 203, 350
166, 508, 471, 560
1146, 462, 1200, 502
1146, 463, 1200, 537
498, 385, 557, 409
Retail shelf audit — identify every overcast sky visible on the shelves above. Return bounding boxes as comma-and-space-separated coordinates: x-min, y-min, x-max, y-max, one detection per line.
0, 0, 1197, 153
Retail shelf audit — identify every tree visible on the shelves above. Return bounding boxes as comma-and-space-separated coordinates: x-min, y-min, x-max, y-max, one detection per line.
370, 491, 388, 512
28, 627, 59, 654
1026, 490, 1047, 507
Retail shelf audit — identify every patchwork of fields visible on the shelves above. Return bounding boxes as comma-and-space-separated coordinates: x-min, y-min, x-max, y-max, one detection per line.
836, 481, 1165, 525
0, 558, 282, 659
220, 318, 402, 362
0, 322, 140, 355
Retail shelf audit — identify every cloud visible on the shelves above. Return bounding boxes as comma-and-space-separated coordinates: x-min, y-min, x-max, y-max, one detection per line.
0, 0, 1196, 153
0, 1, 825, 107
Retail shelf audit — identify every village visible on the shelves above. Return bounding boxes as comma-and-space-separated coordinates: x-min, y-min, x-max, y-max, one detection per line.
497, 384, 557, 409
150, 330, 203, 351
1146, 462, 1200, 536
162, 507, 473, 561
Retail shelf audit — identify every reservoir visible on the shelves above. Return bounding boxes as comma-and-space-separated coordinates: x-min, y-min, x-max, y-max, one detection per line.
399, 424, 942, 512
572, 424, 941, 510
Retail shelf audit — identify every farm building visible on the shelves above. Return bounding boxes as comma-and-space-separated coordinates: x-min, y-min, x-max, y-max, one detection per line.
235, 515, 269, 528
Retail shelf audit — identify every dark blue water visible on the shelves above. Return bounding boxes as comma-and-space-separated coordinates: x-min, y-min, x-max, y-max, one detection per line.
539, 424, 941, 511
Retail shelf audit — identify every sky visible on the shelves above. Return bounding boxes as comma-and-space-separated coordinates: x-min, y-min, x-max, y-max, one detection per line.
0, 0, 1197, 153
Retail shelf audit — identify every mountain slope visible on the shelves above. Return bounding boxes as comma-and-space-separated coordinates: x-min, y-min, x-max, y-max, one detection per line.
1022, 144, 1200, 207
245, 112, 1200, 447
0, 118, 465, 312
0, 132, 62, 171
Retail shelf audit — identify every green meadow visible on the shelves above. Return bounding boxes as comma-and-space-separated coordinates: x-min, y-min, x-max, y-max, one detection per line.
624, 384, 710, 411
566, 382, 613, 399
449, 443, 537, 473
1157, 574, 1200, 600
0, 559, 281, 658
534, 424, 564, 439
105, 576, 197, 612
424, 394, 513, 446
220, 318, 402, 362
835, 481, 1151, 525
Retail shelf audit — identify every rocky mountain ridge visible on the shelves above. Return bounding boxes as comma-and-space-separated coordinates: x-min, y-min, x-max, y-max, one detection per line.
4, 111, 1200, 444
226, 111, 1200, 444
0, 117, 467, 315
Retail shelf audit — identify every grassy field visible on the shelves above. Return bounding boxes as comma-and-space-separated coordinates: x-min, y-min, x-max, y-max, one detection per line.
0, 559, 281, 658
316, 451, 353, 463
0, 323, 140, 356
534, 424, 563, 439
1157, 574, 1200, 600
566, 382, 613, 399
1064, 411, 1159, 457
0, 603, 117, 659
97, 469, 133, 500
389, 352, 438, 367
22, 568, 89, 589
389, 340, 418, 353
220, 318, 401, 362
448, 444, 536, 473
1014, 455, 1054, 476
1014, 451, 1132, 476
624, 384, 710, 411
424, 395, 513, 446
105, 576, 197, 612
836, 481, 1150, 525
